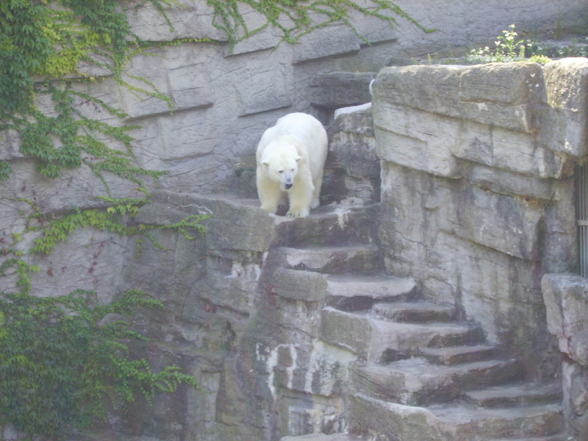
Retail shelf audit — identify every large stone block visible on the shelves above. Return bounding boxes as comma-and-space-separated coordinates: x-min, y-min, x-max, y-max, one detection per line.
125, 0, 226, 42
0, 129, 23, 161
157, 109, 216, 161
372, 63, 543, 133
120, 51, 173, 119
542, 273, 588, 366
309, 72, 375, 109
373, 101, 463, 178
540, 58, 588, 157
168, 62, 214, 112
271, 268, 328, 302
0, 161, 143, 215
150, 191, 277, 253
292, 23, 360, 64
453, 120, 569, 178
233, 52, 294, 116
437, 183, 544, 260
328, 103, 379, 178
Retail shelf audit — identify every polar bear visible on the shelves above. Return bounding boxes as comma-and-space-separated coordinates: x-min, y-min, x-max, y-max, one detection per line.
256, 113, 328, 218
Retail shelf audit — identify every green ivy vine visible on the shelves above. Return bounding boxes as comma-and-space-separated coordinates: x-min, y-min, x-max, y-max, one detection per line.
0, 0, 424, 439
0, 0, 207, 438
208, 0, 432, 48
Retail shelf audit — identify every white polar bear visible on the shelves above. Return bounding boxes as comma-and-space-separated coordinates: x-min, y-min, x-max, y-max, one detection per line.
256, 112, 328, 218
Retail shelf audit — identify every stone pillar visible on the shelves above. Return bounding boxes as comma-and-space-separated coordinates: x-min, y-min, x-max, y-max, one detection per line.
371, 59, 588, 379
543, 273, 588, 439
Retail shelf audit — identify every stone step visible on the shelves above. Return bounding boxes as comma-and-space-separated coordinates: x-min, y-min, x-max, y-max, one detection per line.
268, 244, 381, 275
428, 403, 565, 439
488, 435, 567, 441
325, 274, 417, 311
372, 301, 456, 322
280, 434, 365, 441
350, 357, 523, 406
419, 344, 499, 366
320, 307, 484, 362
349, 394, 564, 441
464, 381, 563, 408
274, 203, 379, 247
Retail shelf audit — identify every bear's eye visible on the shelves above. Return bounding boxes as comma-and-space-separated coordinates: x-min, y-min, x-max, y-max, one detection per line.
278, 170, 283, 173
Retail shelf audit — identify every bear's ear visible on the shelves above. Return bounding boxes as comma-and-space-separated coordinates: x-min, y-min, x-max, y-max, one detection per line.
295, 155, 302, 162
262, 160, 270, 168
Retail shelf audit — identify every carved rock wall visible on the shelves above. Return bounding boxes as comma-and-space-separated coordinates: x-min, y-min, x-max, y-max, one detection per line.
372, 60, 588, 380
1, 1, 588, 440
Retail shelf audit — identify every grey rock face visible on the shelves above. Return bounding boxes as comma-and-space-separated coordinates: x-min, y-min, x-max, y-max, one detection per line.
2, 2, 588, 441
372, 62, 582, 377
542, 273, 588, 367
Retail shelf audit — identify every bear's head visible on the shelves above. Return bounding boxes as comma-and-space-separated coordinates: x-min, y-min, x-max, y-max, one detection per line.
262, 154, 301, 191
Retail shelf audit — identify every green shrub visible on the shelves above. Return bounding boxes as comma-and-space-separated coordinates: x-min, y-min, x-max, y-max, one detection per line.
0, 288, 197, 440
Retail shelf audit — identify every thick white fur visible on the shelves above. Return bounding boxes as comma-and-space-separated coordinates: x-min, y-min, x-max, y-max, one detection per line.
256, 113, 328, 218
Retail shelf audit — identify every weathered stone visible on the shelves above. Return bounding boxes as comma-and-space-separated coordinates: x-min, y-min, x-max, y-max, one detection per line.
292, 24, 360, 64
320, 307, 480, 361
350, 393, 564, 441
562, 360, 588, 440
150, 191, 277, 253
372, 63, 543, 133
437, 183, 544, 260
542, 273, 588, 366
0, 129, 23, 161
540, 58, 588, 157
272, 268, 328, 301
120, 50, 173, 119
309, 72, 375, 109
272, 203, 379, 248
168, 62, 214, 112
281, 434, 364, 441
0, 161, 143, 216
125, 0, 226, 42
328, 104, 379, 178
453, 121, 566, 177
157, 109, 216, 161
325, 275, 416, 310
467, 165, 556, 201
234, 53, 294, 116
463, 381, 562, 408
267, 245, 381, 275
350, 357, 521, 406
373, 101, 463, 178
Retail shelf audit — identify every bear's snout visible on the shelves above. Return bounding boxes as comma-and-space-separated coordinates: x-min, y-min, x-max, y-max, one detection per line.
284, 182, 293, 190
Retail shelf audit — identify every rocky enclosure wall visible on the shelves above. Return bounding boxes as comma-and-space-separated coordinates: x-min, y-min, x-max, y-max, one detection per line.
1, 0, 586, 300
371, 60, 587, 376
2, 1, 588, 440
372, 59, 588, 438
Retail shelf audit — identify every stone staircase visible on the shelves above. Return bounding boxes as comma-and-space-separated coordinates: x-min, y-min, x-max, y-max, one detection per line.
268, 204, 565, 441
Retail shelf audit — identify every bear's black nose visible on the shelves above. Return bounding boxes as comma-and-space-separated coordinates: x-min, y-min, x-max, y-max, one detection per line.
285, 183, 293, 189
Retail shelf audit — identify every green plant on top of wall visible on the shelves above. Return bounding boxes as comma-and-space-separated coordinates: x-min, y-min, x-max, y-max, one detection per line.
467, 24, 552, 64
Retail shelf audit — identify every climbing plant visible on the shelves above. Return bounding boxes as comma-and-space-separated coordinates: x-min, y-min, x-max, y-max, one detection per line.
0, 0, 424, 439
207, 0, 432, 47
0, 0, 207, 438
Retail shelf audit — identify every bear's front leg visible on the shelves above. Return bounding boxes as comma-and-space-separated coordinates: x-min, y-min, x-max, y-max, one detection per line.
286, 182, 314, 218
257, 172, 282, 214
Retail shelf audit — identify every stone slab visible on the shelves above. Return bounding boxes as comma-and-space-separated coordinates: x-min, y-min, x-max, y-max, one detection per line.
309, 72, 375, 108
281, 433, 365, 441
540, 58, 588, 157
542, 273, 588, 366
292, 24, 360, 64
373, 100, 463, 178
271, 268, 328, 302
372, 63, 543, 133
